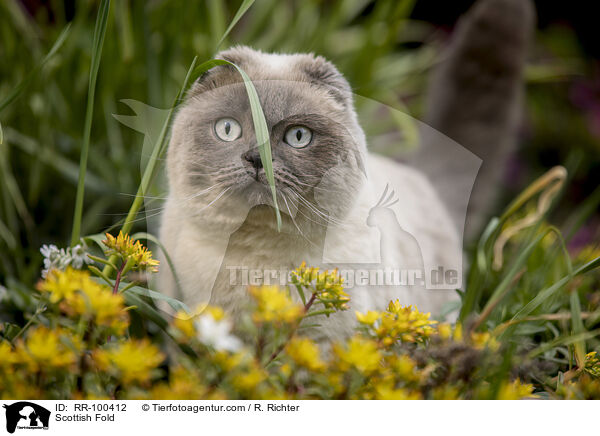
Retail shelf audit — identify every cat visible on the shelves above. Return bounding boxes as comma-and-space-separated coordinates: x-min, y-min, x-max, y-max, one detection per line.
158, 0, 534, 341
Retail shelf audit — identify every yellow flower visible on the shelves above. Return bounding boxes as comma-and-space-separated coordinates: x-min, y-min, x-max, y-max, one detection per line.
67, 281, 128, 330
213, 350, 250, 371
373, 302, 437, 344
584, 351, 600, 378
249, 286, 303, 325
334, 336, 382, 374
497, 379, 535, 400
432, 385, 461, 400
0, 341, 18, 367
374, 383, 421, 400
15, 326, 78, 371
280, 363, 292, 378
94, 339, 164, 384
39, 268, 128, 330
470, 331, 500, 351
453, 323, 464, 341
355, 310, 380, 325
231, 365, 267, 391
171, 304, 226, 341
205, 305, 225, 321
292, 262, 350, 311
149, 367, 207, 399
559, 375, 600, 399
172, 310, 197, 340
285, 337, 326, 372
388, 355, 419, 382
436, 323, 452, 340
37, 267, 91, 303
103, 231, 159, 272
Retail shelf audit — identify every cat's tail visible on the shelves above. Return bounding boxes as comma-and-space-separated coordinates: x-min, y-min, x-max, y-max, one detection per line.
413, 0, 535, 242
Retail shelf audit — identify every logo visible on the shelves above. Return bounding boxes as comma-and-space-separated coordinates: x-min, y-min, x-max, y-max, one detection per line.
2, 402, 50, 434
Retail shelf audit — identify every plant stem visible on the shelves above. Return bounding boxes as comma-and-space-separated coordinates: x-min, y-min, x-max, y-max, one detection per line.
12, 305, 46, 342
112, 262, 126, 294
267, 292, 317, 365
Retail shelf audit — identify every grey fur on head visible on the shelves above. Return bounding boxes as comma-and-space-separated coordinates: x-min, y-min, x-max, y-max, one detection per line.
166, 46, 366, 235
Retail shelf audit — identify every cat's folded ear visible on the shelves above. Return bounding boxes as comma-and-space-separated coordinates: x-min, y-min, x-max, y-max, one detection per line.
189, 46, 251, 96
300, 55, 353, 108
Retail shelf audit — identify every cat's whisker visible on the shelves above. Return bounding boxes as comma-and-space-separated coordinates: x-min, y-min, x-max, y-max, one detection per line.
285, 194, 331, 229
288, 187, 347, 228
187, 187, 233, 216
281, 194, 317, 248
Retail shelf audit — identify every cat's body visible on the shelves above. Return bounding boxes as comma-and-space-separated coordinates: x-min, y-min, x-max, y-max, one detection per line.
159, 0, 534, 340
160, 151, 459, 341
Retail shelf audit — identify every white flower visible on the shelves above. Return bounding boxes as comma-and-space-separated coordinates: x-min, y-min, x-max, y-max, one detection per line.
40, 242, 91, 277
40, 244, 59, 259
195, 314, 243, 352
71, 243, 92, 268
41, 244, 65, 278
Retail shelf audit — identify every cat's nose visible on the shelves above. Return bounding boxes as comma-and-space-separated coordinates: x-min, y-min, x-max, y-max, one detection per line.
243, 150, 263, 170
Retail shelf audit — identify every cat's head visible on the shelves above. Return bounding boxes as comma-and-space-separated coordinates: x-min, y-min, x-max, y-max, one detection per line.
167, 46, 367, 232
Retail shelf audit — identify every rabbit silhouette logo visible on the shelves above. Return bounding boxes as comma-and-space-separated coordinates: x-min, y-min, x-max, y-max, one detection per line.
2, 402, 50, 434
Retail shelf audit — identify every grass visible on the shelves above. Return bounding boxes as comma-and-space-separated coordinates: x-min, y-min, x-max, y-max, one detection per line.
71, 0, 110, 247
0, 0, 599, 398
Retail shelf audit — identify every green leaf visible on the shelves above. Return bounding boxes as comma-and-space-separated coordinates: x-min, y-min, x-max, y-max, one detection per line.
122, 291, 169, 330
123, 285, 191, 314
88, 265, 113, 286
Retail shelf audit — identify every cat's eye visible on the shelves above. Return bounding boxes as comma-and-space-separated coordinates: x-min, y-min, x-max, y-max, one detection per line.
214, 118, 242, 142
284, 126, 312, 148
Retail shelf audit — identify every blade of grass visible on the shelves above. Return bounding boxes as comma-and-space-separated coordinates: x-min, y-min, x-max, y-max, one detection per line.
0, 23, 71, 113
0, 217, 16, 249
528, 328, 600, 359
5, 127, 110, 192
226, 61, 282, 230
459, 217, 500, 320
508, 256, 600, 326
0, 143, 33, 229
215, 0, 255, 50
569, 289, 586, 367
121, 57, 199, 236
101, 56, 199, 277
475, 226, 572, 330
70, 0, 111, 247
115, 0, 134, 61
207, 0, 226, 48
